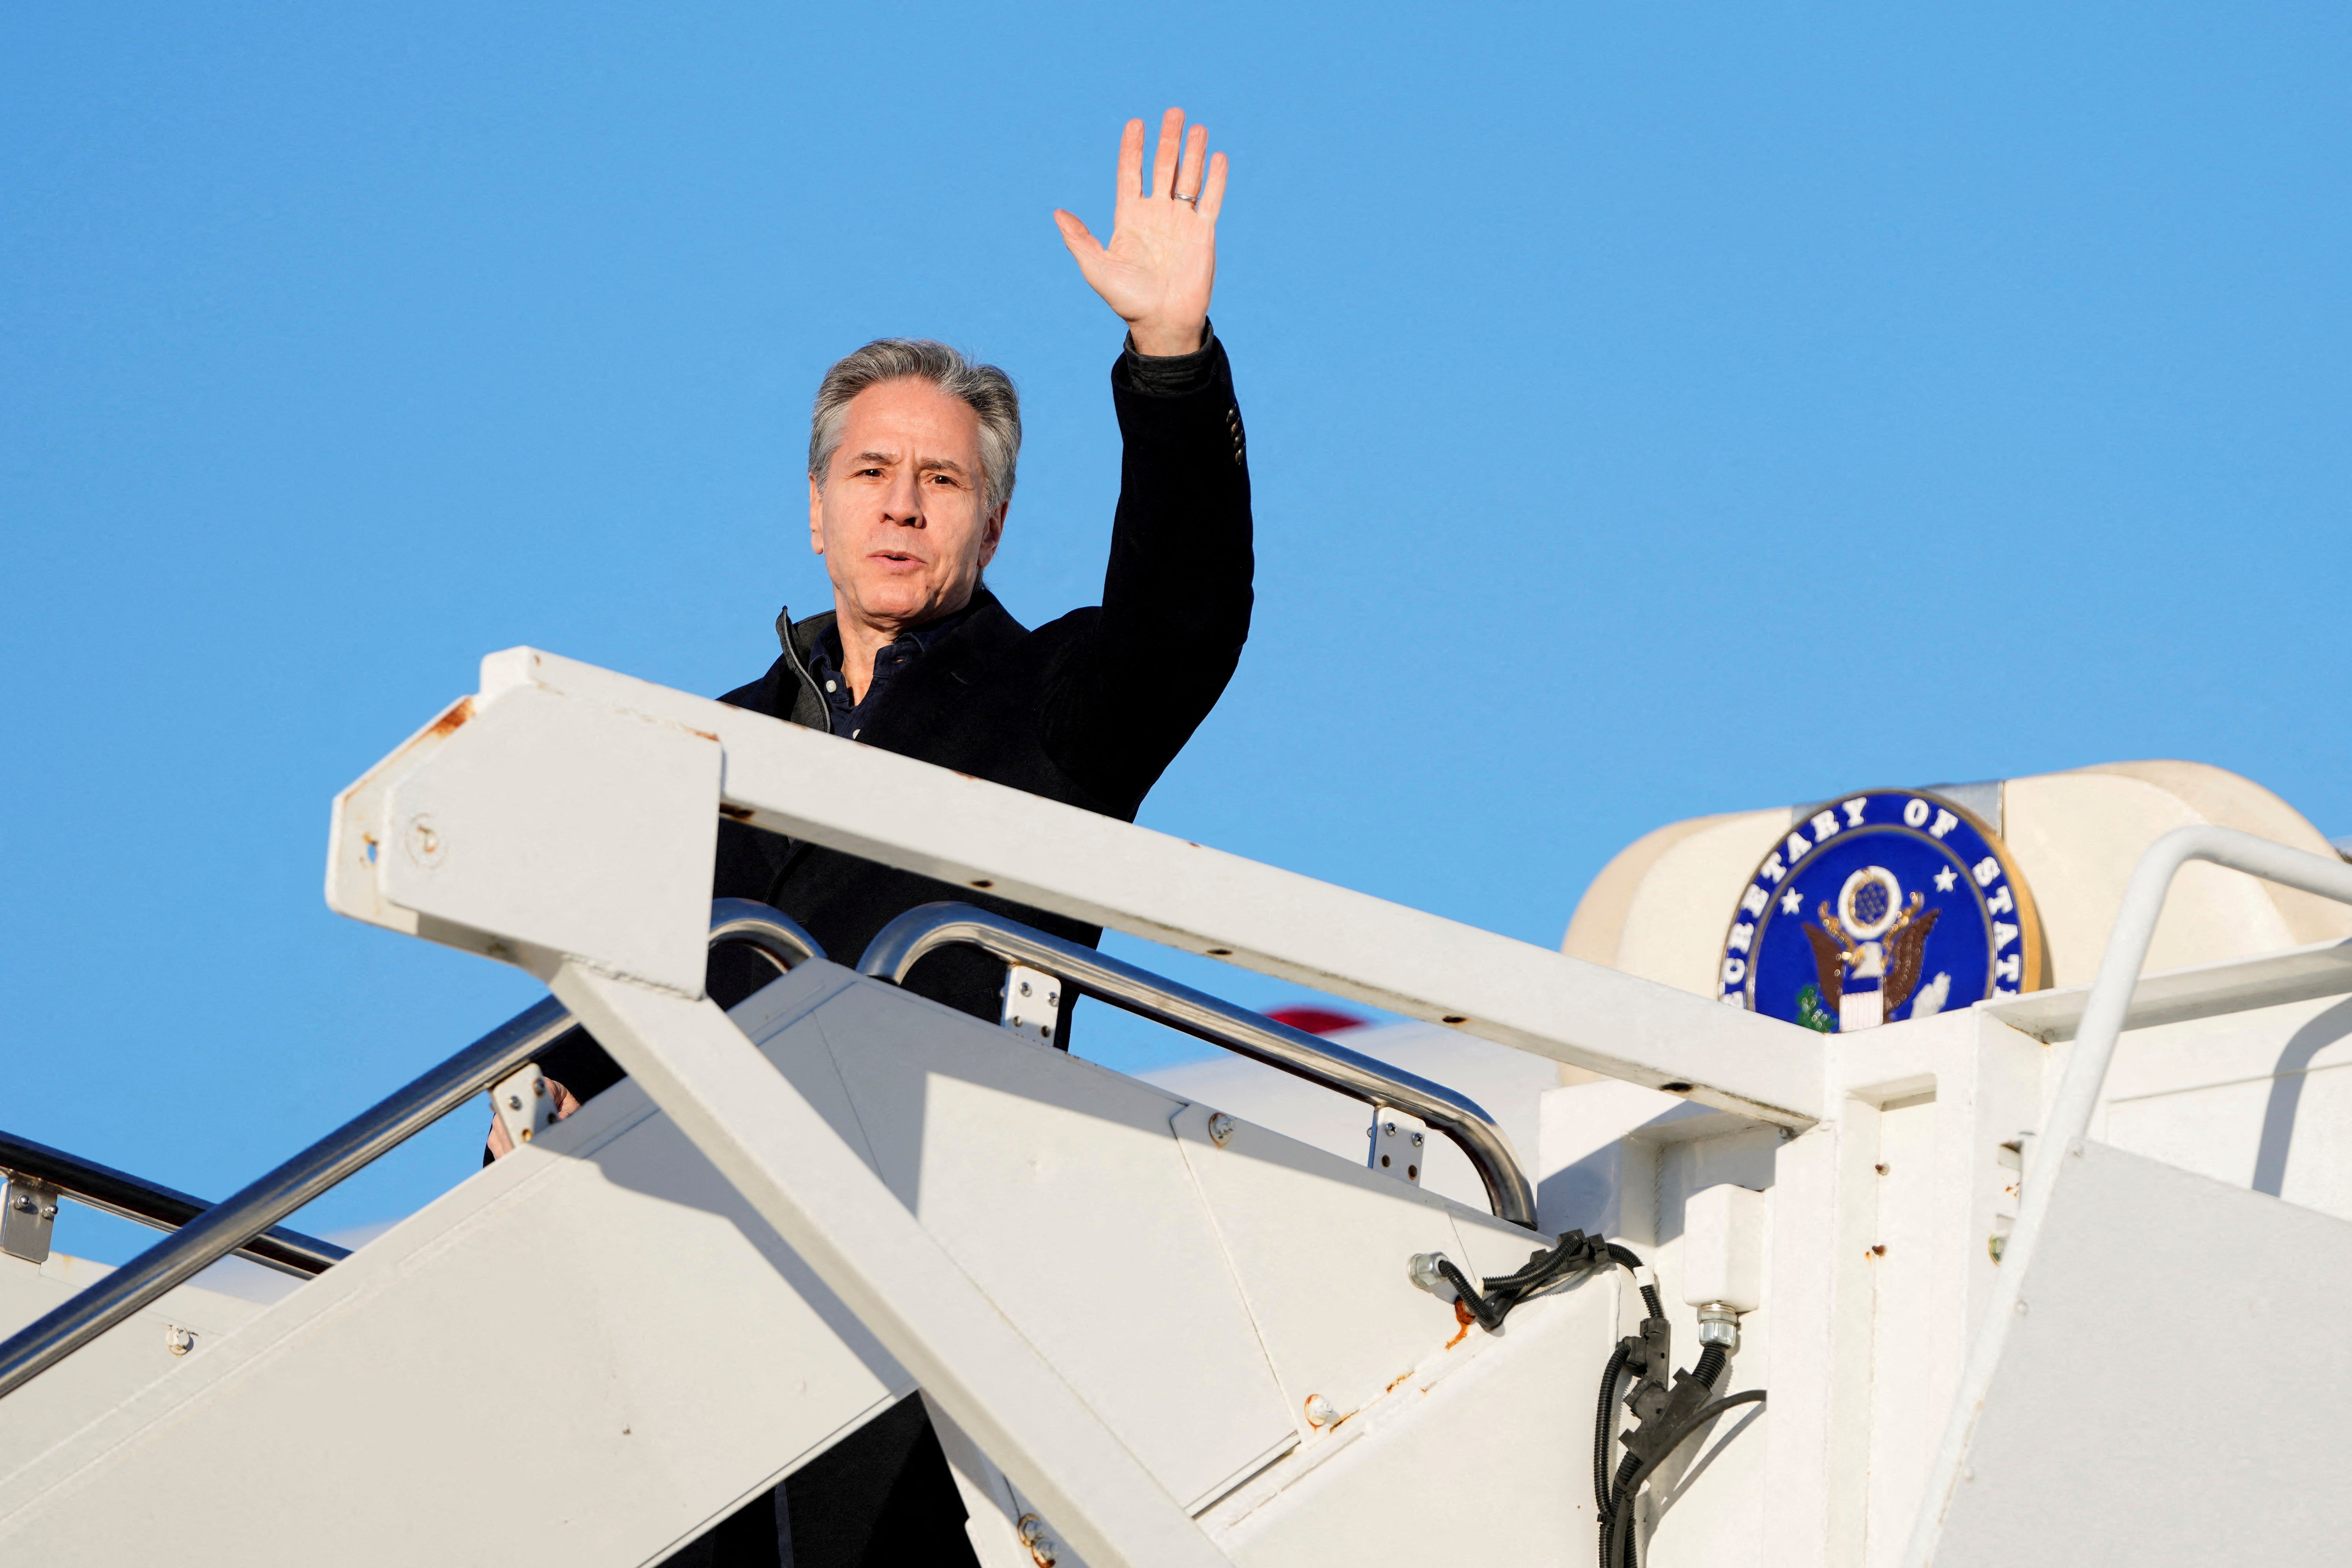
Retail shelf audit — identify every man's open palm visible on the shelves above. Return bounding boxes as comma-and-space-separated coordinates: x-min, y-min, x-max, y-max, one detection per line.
1055, 109, 1227, 357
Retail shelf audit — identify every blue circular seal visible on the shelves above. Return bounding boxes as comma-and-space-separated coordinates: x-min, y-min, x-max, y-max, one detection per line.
1718, 791, 2044, 1032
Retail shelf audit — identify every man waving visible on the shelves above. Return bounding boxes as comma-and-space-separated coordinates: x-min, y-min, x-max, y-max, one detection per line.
509, 110, 1254, 1567
702, 105, 1253, 1048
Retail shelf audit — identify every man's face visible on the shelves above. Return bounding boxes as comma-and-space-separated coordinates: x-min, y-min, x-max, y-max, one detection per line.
809, 378, 1005, 632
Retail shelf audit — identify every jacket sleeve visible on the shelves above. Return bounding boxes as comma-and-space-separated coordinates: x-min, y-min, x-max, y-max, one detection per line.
1038, 339, 1255, 810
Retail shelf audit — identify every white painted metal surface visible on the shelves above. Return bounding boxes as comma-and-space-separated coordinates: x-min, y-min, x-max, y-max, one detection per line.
0, 976, 916, 1566
0, 965, 1571, 1565
757, 973, 1297, 1513
1905, 827, 2352, 1567
376, 681, 723, 996
489, 1060, 558, 1148
2032, 828, 2352, 1196
1200, 1272, 1620, 1563
1929, 1142, 2352, 1562
551, 967, 1232, 1568
1366, 1107, 1426, 1187
7, 651, 2345, 1566
1001, 961, 1063, 1044
0, 1252, 272, 1491
1680, 1183, 1764, 1314
327, 649, 1823, 1124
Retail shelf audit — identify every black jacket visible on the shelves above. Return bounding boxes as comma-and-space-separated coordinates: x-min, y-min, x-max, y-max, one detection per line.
541, 340, 1253, 1104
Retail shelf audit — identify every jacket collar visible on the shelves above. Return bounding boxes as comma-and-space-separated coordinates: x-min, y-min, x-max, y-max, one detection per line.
775, 587, 1024, 669
774, 603, 836, 667
769, 588, 1026, 723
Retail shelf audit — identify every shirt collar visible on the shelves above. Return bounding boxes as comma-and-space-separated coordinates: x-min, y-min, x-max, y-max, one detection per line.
812, 598, 979, 676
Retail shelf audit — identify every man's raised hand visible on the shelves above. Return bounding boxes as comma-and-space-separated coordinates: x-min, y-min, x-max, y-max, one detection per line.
1054, 109, 1227, 357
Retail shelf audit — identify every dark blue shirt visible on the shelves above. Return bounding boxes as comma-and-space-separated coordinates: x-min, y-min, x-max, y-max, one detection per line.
806, 604, 975, 742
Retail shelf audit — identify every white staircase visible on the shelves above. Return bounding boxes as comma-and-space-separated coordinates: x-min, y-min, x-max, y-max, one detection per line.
0, 964, 1609, 1566
5, 650, 2349, 1566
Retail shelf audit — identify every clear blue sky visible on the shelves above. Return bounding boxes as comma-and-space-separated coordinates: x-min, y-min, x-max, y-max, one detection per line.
6, 5, 2348, 1258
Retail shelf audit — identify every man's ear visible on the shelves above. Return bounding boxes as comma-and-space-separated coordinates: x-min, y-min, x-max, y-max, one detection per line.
807, 474, 826, 555
976, 500, 1008, 569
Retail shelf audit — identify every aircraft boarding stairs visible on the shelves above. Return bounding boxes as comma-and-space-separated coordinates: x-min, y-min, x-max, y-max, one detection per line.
0, 924, 1615, 1566
3, 649, 2350, 1567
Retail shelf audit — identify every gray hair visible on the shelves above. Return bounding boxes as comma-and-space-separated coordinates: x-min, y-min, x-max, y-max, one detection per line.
807, 339, 1021, 519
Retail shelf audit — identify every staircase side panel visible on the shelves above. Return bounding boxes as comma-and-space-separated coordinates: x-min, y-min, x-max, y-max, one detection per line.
802, 980, 1300, 1511
0, 968, 908, 1568
1930, 1141, 2352, 1564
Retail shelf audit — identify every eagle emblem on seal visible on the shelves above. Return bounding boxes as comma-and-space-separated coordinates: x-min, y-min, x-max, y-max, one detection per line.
1798, 867, 1942, 1032
1716, 789, 2044, 1033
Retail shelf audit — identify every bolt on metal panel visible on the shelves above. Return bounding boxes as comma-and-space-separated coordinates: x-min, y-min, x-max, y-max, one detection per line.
0, 1179, 59, 1266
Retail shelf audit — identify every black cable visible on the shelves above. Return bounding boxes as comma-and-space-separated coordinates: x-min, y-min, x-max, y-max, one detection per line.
1611, 1456, 1644, 1568
1433, 1257, 1504, 1332
1591, 1340, 1629, 1516
1486, 1232, 1607, 1297
1599, 1390, 1768, 1568
1588, 1243, 1653, 1568
1599, 1450, 1642, 1568
1440, 1231, 1633, 1337
1600, 1242, 1665, 1318
1603, 1350, 1728, 1561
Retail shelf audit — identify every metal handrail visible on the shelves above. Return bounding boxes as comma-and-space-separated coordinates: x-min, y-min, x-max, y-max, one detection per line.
2034, 829, 2352, 1201
705, 900, 826, 974
858, 903, 1539, 1228
0, 899, 822, 1404
0, 1132, 346, 1279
